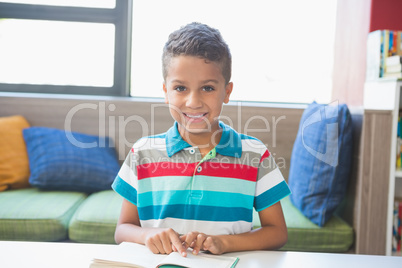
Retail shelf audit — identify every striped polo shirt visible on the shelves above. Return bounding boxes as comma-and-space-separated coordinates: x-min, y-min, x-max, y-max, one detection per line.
112, 121, 291, 235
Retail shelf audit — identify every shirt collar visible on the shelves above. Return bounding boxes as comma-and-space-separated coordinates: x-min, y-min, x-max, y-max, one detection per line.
165, 121, 242, 158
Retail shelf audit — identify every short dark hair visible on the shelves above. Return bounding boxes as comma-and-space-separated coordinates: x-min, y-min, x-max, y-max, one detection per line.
162, 22, 232, 84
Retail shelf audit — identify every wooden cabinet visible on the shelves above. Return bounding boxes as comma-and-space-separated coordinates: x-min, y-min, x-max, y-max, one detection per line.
362, 78, 402, 256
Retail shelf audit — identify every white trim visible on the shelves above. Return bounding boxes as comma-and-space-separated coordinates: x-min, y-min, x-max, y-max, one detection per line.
118, 162, 138, 189
255, 168, 284, 196
241, 139, 266, 155
140, 218, 252, 236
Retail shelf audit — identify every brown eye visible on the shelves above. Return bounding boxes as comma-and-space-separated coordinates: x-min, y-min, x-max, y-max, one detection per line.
203, 86, 214, 92
175, 86, 186, 92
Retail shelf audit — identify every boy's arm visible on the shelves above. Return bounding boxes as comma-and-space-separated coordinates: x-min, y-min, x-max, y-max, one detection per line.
182, 201, 288, 255
115, 199, 187, 256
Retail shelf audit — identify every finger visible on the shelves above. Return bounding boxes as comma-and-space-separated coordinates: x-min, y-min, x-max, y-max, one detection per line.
184, 232, 198, 250
192, 233, 207, 255
179, 234, 186, 242
160, 232, 174, 255
202, 236, 213, 251
179, 235, 189, 250
169, 232, 187, 257
189, 240, 196, 249
153, 238, 166, 254
147, 242, 160, 254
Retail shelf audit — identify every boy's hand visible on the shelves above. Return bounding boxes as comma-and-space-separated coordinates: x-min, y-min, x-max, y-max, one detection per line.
145, 228, 187, 257
181, 232, 225, 255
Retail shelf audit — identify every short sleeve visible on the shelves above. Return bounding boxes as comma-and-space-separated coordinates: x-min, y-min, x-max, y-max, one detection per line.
112, 147, 139, 205
254, 149, 291, 211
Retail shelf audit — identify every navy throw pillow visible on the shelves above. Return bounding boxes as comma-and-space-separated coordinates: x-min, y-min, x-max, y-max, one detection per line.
23, 127, 120, 193
288, 102, 353, 226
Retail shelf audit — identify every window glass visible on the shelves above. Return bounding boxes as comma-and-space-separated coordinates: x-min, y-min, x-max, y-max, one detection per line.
0, 19, 115, 87
0, 0, 115, 8
130, 0, 337, 104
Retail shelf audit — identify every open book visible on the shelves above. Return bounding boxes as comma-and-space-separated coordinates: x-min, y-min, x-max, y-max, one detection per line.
90, 242, 239, 268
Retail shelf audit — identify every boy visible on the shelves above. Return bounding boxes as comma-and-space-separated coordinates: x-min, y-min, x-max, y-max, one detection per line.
112, 22, 291, 257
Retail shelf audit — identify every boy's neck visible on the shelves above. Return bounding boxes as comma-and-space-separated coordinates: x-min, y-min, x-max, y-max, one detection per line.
179, 127, 223, 157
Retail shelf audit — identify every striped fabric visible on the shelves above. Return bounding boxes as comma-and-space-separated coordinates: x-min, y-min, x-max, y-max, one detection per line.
112, 121, 291, 235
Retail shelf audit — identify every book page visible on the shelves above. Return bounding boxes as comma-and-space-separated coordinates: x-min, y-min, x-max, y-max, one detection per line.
91, 242, 238, 268
91, 242, 166, 268
157, 251, 238, 268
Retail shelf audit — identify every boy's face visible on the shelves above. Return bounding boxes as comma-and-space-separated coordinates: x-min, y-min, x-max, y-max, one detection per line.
163, 55, 233, 141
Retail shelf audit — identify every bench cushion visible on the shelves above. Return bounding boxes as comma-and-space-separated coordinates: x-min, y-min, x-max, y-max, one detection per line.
72, 191, 353, 252
69, 190, 122, 244
0, 188, 86, 241
253, 196, 354, 252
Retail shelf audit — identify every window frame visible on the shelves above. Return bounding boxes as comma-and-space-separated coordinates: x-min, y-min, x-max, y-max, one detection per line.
0, 0, 132, 96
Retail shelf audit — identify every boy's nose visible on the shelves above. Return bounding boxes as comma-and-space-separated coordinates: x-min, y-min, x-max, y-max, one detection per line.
186, 91, 202, 108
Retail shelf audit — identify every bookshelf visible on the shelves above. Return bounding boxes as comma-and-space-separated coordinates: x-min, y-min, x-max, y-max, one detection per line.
364, 78, 402, 256
395, 168, 402, 178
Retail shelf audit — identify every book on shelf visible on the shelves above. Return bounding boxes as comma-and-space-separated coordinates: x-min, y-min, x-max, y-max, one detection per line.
366, 30, 402, 81
383, 72, 402, 78
89, 242, 239, 268
395, 112, 402, 255
386, 64, 402, 73
385, 55, 402, 78
392, 199, 402, 256
386, 55, 402, 66
396, 112, 402, 169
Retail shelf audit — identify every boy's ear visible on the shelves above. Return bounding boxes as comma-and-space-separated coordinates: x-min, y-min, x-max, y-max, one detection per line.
163, 83, 169, 104
224, 82, 233, 104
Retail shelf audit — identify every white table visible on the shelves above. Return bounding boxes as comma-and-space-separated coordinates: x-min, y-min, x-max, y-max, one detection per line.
0, 241, 400, 268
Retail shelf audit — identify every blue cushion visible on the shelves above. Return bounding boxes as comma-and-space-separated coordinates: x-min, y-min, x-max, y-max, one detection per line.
23, 127, 120, 193
288, 102, 353, 226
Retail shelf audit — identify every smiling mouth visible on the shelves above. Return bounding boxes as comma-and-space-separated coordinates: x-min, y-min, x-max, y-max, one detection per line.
183, 113, 207, 119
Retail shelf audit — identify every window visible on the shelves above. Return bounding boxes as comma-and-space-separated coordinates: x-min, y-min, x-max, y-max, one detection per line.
0, 0, 131, 96
0, 0, 116, 8
130, 0, 337, 104
0, 0, 338, 103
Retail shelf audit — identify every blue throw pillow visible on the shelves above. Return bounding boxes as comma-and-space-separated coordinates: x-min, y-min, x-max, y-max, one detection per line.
23, 127, 120, 193
288, 101, 353, 226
